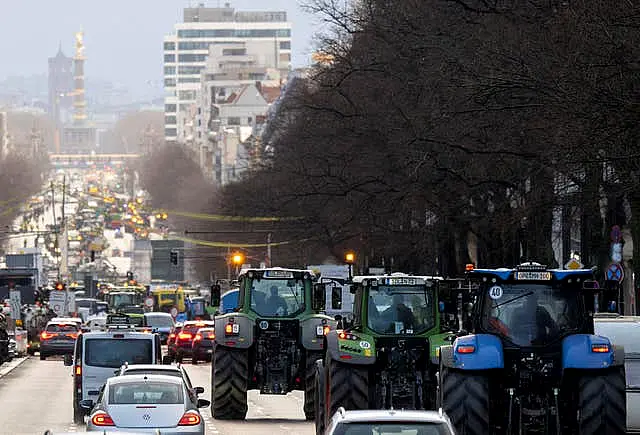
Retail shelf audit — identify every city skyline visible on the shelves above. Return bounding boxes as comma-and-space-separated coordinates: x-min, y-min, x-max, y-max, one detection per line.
0, 1, 319, 98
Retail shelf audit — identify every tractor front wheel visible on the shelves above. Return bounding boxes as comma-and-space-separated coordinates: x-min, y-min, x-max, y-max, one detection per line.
304, 351, 324, 420
441, 367, 490, 435
577, 368, 626, 435
314, 360, 326, 435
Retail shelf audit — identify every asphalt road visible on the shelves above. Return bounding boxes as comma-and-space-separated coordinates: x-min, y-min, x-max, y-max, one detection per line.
0, 357, 315, 435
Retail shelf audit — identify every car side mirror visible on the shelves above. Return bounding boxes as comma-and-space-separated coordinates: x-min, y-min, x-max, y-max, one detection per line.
162, 355, 173, 365
312, 283, 326, 311
63, 354, 73, 366
80, 399, 94, 410
197, 398, 210, 408
210, 285, 221, 307
194, 386, 205, 395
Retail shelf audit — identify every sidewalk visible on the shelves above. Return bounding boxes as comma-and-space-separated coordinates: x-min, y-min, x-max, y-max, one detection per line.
0, 356, 28, 379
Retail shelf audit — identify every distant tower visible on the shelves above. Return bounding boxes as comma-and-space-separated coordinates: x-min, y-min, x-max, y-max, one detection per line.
72, 30, 87, 125
48, 43, 73, 115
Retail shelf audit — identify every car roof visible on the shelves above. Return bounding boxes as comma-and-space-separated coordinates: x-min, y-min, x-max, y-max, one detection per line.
51, 317, 82, 322
122, 364, 181, 372
108, 374, 183, 385
335, 409, 449, 424
46, 321, 78, 326
145, 312, 172, 317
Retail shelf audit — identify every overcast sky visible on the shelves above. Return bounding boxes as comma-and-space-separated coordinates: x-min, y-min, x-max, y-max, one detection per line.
0, 0, 320, 92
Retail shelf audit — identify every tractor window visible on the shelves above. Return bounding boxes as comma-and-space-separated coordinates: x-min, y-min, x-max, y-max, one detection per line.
250, 278, 306, 317
367, 286, 435, 334
481, 283, 582, 347
332, 286, 342, 309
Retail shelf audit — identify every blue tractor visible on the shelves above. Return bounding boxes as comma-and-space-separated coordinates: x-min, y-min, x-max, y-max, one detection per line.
439, 262, 626, 435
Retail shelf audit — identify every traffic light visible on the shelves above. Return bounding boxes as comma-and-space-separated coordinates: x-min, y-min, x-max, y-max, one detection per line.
126, 271, 134, 281
170, 250, 178, 265
54, 282, 65, 291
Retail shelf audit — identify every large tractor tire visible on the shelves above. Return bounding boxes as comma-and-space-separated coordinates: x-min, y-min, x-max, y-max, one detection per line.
325, 355, 370, 422
314, 361, 326, 435
304, 351, 324, 420
212, 346, 249, 420
441, 367, 490, 435
577, 368, 626, 435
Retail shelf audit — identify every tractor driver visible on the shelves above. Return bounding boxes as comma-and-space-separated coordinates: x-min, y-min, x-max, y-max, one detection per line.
265, 285, 288, 315
511, 292, 558, 345
381, 294, 416, 333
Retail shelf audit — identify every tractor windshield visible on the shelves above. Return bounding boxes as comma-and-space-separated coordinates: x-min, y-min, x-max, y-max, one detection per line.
250, 278, 306, 317
367, 286, 435, 334
481, 283, 582, 347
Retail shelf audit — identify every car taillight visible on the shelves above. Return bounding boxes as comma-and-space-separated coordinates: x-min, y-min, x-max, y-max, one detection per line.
178, 411, 201, 426
169, 333, 176, 339
178, 333, 192, 340
40, 331, 58, 340
66, 333, 79, 339
91, 412, 115, 426
75, 365, 82, 376
194, 334, 202, 341
207, 332, 215, 339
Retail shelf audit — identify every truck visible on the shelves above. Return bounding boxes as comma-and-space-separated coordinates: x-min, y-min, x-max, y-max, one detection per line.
439, 262, 626, 434
0, 251, 45, 305
314, 273, 456, 434
210, 267, 337, 420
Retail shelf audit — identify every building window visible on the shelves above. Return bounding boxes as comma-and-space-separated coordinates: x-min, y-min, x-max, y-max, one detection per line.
248, 117, 253, 124
164, 42, 176, 51
178, 77, 201, 83
164, 78, 176, 87
248, 72, 265, 80
279, 53, 291, 62
164, 54, 176, 63
179, 104, 192, 112
165, 115, 177, 125
178, 53, 208, 62
165, 128, 177, 137
179, 90, 197, 100
227, 117, 241, 125
279, 41, 291, 50
164, 66, 176, 75
178, 41, 211, 50
222, 48, 247, 56
165, 104, 177, 113
178, 65, 205, 75
177, 29, 291, 38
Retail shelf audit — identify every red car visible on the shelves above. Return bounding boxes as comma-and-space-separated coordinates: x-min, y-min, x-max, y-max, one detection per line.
171, 321, 214, 363
191, 327, 215, 364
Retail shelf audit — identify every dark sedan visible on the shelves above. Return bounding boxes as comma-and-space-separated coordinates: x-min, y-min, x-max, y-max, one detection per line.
39, 321, 78, 360
191, 328, 215, 364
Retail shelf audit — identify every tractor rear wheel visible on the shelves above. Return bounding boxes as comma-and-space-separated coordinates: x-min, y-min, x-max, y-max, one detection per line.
314, 360, 326, 435
304, 351, 324, 420
577, 368, 626, 435
441, 367, 490, 435
326, 355, 369, 420
212, 346, 249, 420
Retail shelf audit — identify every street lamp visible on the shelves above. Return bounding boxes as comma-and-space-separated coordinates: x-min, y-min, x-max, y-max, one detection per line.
345, 251, 356, 281
231, 252, 245, 276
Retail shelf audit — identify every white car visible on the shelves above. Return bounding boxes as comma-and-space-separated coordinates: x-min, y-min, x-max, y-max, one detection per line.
84, 374, 208, 434
326, 407, 456, 435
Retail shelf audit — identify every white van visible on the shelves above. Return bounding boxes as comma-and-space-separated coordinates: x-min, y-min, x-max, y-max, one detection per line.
594, 314, 640, 433
66, 319, 162, 424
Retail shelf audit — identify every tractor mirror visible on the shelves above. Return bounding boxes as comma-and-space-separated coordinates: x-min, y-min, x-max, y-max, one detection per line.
312, 283, 326, 311
349, 284, 357, 294
210, 285, 221, 307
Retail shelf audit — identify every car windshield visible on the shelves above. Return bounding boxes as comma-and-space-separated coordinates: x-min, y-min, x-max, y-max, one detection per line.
145, 316, 174, 327
75, 299, 96, 308
109, 382, 184, 405
367, 286, 436, 335
183, 323, 213, 334
85, 339, 153, 368
334, 422, 451, 435
250, 278, 306, 317
481, 283, 582, 347
46, 324, 78, 332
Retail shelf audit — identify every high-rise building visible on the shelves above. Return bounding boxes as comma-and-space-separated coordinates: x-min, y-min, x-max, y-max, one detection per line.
48, 45, 74, 123
163, 3, 292, 143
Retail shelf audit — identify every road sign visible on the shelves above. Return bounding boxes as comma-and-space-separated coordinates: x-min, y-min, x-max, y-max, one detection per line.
9, 290, 21, 320
611, 225, 622, 243
170, 307, 178, 318
606, 262, 625, 282
144, 297, 154, 308
564, 259, 583, 270
49, 291, 67, 316
611, 243, 623, 263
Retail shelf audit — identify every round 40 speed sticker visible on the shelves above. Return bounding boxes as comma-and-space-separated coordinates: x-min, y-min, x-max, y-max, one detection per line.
488, 285, 503, 300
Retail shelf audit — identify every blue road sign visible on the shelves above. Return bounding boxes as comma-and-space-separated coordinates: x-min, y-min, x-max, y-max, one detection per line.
606, 262, 624, 282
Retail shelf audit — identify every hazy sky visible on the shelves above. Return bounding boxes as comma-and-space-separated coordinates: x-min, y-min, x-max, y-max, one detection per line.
0, 0, 321, 93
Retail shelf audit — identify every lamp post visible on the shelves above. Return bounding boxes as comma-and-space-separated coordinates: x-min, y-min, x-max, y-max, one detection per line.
231, 252, 245, 277
345, 251, 356, 281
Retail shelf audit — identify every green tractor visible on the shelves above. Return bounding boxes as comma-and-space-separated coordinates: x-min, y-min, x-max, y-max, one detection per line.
314, 274, 460, 434
210, 267, 337, 420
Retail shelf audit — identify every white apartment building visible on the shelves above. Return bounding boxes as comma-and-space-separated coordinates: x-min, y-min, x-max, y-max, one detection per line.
163, 3, 292, 144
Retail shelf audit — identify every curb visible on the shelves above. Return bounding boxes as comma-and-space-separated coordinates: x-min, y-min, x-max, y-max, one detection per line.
0, 356, 29, 379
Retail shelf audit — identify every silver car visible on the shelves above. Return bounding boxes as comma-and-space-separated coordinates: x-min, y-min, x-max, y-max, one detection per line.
326, 407, 457, 435
83, 374, 209, 434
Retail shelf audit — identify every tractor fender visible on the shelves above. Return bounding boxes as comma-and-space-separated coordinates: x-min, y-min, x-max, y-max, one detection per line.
449, 334, 504, 370
213, 313, 254, 350
299, 316, 337, 351
612, 344, 625, 367
439, 344, 454, 369
562, 334, 615, 369
325, 331, 376, 365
